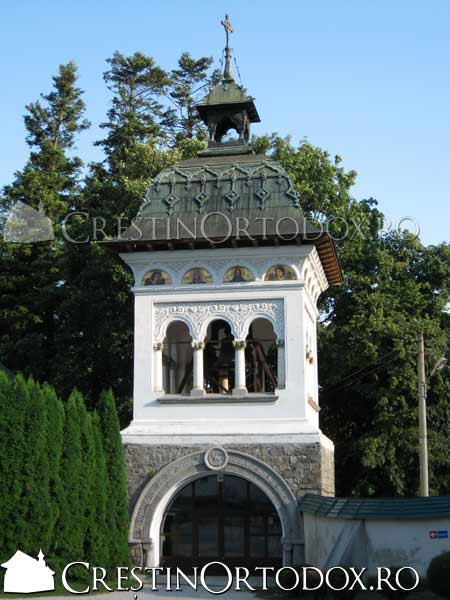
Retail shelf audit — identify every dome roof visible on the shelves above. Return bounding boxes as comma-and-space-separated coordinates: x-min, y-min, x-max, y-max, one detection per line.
137, 153, 300, 218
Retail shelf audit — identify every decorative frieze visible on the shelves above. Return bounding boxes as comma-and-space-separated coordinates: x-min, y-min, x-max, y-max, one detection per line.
133, 254, 309, 288
153, 298, 284, 342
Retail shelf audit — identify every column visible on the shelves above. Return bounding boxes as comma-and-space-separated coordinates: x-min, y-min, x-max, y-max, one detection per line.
277, 339, 286, 389
169, 343, 177, 393
232, 340, 247, 396
153, 342, 163, 392
191, 341, 206, 396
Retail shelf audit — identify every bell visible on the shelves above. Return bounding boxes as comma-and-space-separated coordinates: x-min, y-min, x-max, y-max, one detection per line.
215, 335, 234, 369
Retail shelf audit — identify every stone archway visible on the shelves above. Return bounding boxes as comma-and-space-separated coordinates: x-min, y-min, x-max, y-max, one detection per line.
129, 448, 302, 567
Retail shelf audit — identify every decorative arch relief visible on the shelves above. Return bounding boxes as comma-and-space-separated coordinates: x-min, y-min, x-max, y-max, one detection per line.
129, 448, 300, 547
153, 298, 284, 342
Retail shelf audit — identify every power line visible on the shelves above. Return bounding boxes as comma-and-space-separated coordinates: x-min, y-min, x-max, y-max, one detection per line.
321, 349, 402, 395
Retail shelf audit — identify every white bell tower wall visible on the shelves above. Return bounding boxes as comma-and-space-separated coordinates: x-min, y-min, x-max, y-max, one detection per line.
121, 245, 330, 442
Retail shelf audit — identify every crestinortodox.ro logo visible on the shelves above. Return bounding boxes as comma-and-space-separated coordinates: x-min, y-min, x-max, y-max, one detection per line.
1, 549, 55, 594
0, 555, 421, 595
2, 201, 54, 243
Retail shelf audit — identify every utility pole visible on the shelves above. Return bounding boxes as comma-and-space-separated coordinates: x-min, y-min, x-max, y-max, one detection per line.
417, 332, 429, 496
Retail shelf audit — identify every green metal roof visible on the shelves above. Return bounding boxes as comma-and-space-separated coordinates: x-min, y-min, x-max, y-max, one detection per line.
197, 81, 260, 123
301, 494, 450, 520
105, 152, 343, 285
135, 154, 301, 217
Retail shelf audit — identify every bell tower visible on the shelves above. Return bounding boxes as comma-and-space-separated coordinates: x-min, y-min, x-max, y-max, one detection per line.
196, 15, 260, 153
108, 16, 341, 570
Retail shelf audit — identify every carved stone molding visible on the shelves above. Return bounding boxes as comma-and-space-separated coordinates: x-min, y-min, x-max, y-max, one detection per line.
204, 447, 229, 470
153, 299, 284, 342
129, 449, 300, 546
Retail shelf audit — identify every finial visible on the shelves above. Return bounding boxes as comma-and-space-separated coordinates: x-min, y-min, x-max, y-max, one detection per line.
221, 14, 234, 82
37, 549, 45, 562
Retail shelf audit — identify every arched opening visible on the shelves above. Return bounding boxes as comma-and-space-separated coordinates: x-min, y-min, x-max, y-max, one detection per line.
245, 318, 278, 393
204, 319, 235, 394
214, 116, 241, 143
161, 474, 282, 570
163, 321, 193, 394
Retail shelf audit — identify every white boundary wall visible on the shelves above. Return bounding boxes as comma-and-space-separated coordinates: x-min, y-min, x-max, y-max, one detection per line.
304, 512, 450, 576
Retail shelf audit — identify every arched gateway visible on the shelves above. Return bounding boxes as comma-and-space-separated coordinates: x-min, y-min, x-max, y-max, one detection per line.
129, 449, 301, 568
109, 15, 339, 571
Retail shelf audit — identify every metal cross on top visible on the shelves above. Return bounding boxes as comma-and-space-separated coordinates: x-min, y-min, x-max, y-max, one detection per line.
221, 14, 233, 48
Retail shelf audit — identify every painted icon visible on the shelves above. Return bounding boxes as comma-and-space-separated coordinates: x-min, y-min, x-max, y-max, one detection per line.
223, 266, 254, 283
142, 270, 171, 286
264, 264, 297, 281
182, 268, 213, 285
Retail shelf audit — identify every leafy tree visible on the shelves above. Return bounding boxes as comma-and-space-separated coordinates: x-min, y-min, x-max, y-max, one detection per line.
320, 235, 450, 496
254, 134, 450, 496
99, 389, 129, 567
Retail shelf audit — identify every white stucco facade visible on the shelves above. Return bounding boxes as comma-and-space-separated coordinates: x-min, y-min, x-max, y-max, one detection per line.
304, 512, 450, 576
121, 244, 329, 442
120, 243, 336, 567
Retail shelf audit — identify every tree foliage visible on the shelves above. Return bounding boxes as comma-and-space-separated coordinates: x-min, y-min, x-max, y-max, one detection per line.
0, 62, 89, 386
0, 375, 128, 574
1, 55, 449, 499
99, 390, 130, 567
255, 134, 450, 496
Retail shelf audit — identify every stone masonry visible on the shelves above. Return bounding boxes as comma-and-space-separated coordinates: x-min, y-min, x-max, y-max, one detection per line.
124, 442, 335, 514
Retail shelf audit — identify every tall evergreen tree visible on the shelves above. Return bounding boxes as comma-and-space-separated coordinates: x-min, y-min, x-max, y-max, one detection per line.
99, 390, 129, 567
58, 390, 84, 561
43, 383, 65, 553
53, 52, 181, 413
165, 52, 221, 155
77, 395, 97, 560
20, 377, 52, 552
0, 373, 25, 559
0, 62, 89, 382
87, 412, 110, 567
97, 51, 169, 170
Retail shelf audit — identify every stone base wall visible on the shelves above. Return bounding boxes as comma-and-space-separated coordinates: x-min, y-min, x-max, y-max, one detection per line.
124, 440, 335, 513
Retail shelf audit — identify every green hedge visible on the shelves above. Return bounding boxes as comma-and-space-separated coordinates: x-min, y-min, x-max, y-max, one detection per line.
0, 373, 129, 581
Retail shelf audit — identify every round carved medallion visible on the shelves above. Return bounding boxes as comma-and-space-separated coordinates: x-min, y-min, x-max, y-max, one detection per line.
204, 447, 229, 471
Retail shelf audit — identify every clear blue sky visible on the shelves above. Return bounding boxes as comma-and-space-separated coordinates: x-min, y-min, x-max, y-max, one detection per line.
1, 0, 449, 245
